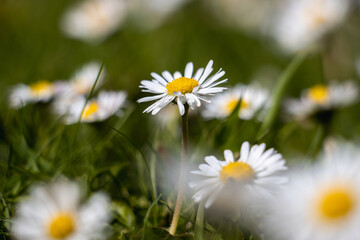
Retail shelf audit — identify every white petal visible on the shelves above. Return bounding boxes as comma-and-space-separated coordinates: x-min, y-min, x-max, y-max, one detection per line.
198, 60, 214, 85
151, 72, 168, 86
162, 71, 174, 82
241, 142, 250, 161
137, 93, 166, 103
173, 71, 182, 79
184, 62, 194, 78
193, 68, 204, 80
204, 156, 222, 171
177, 97, 185, 115
224, 150, 234, 163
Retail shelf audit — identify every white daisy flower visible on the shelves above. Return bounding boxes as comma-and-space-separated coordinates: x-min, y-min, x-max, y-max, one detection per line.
59, 62, 105, 97
60, 0, 127, 43
273, 0, 350, 53
264, 146, 360, 240
137, 60, 227, 116
12, 179, 111, 240
208, 0, 280, 34
128, 0, 188, 30
54, 90, 127, 124
8, 80, 59, 109
285, 81, 358, 121
189, 142, 287, 208
201, 84, 269, 120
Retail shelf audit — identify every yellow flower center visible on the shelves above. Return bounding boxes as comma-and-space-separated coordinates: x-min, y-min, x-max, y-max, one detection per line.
318, 187, 355, 221
82, 102, 99, 119
307, 85, 329, 104
30, 81, 54, 96
166, 77, 199, 95
48, 212, 75, 239
219, 162, 255, 183
225, 99, 248, 114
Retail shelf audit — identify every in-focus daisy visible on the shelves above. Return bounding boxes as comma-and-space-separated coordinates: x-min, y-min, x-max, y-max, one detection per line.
59, 62, 105, 97
8, 80, 58, 109
12, 179, 111, 240
264, 145, 360, 240
285, 81, 358, 121
201, 84, 269, 120
189, 142, 287, 208
54, 90, 127, 124
61, 0, 127, 43
138, 60, 227, 115
273, 0, 350, 53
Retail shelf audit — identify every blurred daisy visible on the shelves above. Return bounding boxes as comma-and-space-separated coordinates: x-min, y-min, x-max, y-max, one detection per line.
201, 84, 269, 120
138, 60, 227, 115
128, 0, 188, 30
12, 179, 111, 240
189, 142, 287, 208
273, 0, 350, 53
264, 146, 360, 240
208, 0, 280, 35
61, 62, 106, 97
285, 81, 358, 121
9, 80, 58, 109
61, 0, 127, 43
54, 90, 127, 124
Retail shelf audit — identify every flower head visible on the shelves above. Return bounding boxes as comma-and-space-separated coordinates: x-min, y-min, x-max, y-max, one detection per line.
58, 62, 105, 98
285, 81, 358, 121
273, 0, 350, 53
189, 142, 287, 208
53, 90, 127, 124
201, 84, 269, 120
264, 145, 360, 240
11, 179, 111, 240
138, 60, 227, 115
8, 80, 59, 109
61, 0, 127, 43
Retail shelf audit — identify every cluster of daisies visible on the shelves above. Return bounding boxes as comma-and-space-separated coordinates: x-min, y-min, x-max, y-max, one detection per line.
59, 0, 354, 56
9, 62, 127, 125
6, 59, 360, 240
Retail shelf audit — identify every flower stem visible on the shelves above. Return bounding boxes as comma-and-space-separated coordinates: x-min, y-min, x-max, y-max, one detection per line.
169, 105, 189, 235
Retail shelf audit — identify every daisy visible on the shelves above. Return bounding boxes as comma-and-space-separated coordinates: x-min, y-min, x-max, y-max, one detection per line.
264, 145, 360, 240
285, 81, 358, 121
60, 0, 127, 43
208, 0, 280, 34
60, 62, 105, 97
273, 0, 350, 53
189, 141, 287, 208
138, 60, 227, 115
54, 90, 127, 124
8, 80, 59, 109
128, 0, 188, 30
11, 179, 111, 240
201, 84, 269, 120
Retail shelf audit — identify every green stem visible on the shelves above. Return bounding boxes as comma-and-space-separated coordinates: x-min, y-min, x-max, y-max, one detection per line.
194, 201, 205, 240
169, 105, 189, 235
258, 51, 307, 137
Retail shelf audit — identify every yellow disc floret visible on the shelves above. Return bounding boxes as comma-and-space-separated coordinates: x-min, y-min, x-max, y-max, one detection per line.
48, 212, 75, 239
166, 77, 199, 95
225, 99, 248, 114
30, 81, 54, 97
318, 187, 355, 221
307, 85, 329, 104
220, 162, 255, 183
82, 101, 99, 119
